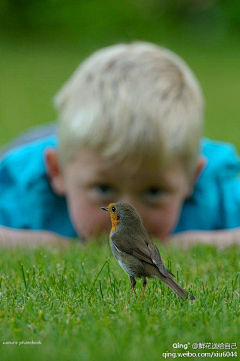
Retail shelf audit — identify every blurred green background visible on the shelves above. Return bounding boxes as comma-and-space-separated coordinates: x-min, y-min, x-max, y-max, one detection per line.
1, 0, 240, 149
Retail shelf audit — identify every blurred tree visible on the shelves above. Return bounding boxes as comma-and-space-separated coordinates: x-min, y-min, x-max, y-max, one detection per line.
1, 0, 34, 29
0, 0, 239, 42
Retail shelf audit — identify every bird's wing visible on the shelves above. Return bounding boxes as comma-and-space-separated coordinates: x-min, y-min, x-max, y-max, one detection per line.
111, 231, 174, 278
131, 247, 154, 265
148, 243, 173, 278
111, 233, 154, 266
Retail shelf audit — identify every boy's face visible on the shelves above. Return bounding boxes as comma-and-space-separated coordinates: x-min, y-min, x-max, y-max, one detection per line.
46, 148, 198, 240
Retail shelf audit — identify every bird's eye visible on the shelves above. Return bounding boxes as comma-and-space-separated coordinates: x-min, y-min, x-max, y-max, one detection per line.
112, 206, 116, 212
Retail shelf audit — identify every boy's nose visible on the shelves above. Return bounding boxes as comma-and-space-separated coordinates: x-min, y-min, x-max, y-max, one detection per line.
119, 196, 140, 214
119, 195, 133, 206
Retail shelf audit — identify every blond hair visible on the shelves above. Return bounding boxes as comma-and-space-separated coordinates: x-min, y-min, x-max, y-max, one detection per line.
55, 42, 204, 176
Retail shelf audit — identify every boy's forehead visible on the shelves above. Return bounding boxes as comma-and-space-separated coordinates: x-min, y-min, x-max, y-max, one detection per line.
70, 148, 187, 187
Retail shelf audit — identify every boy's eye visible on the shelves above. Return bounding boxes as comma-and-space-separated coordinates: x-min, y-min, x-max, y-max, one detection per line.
88, 184, 115, 202
144, 187, 163, 198
95, 184, 113, 195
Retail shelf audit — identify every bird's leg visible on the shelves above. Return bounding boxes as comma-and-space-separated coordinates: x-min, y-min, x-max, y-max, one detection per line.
142, 278, 147, 300
129, 276, 136, 298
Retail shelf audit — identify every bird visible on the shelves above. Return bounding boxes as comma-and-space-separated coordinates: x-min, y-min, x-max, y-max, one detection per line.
101, 202, 195, 300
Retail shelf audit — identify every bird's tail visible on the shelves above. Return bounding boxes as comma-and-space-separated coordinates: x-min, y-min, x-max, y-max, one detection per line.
161, 276, 195, 300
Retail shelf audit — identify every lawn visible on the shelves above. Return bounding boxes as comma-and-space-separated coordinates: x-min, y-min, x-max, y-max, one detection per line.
0, 240, 239, 361
0, 15, 240, 361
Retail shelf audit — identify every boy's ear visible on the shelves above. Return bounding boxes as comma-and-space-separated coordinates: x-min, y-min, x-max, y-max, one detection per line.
187, 156, 207, 198
45, 148, 65, 195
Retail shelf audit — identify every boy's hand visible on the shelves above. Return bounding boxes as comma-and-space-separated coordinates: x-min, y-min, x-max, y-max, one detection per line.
169, 229, 240, 248
0, 226, 73, 248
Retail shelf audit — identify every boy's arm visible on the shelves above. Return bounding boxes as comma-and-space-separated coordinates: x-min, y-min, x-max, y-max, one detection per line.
169, 229, 240, 248
0, 226, 72, 248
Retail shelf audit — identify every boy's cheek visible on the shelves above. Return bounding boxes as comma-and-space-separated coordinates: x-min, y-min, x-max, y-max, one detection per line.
67, 199, 111, 238
144, 215, 174, 240
142, 204, 182, 240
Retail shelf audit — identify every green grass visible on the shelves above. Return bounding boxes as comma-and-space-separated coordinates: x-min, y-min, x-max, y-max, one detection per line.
0, 240, 239, 361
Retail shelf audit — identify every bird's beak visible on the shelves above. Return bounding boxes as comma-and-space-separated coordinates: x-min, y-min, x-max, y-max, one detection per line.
101, 206, 109, 212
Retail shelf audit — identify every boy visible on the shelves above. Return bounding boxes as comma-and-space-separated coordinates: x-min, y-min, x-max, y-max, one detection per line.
0, 42, 240, 247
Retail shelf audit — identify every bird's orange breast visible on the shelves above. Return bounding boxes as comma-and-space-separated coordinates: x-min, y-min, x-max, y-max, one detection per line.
110, 214, 120, 234
109, 216, 119, 246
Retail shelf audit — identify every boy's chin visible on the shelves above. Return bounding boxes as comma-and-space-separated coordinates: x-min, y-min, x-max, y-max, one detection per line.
76, 224, 110, 240
145, 227, 172, 242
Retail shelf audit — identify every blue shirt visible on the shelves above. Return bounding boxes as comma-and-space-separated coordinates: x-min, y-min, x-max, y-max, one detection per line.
0, 136, 76, 237
0, 136, 240, 237
174, 138, 240, 232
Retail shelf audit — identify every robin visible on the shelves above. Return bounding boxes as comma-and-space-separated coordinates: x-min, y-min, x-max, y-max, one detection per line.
101, 202, 194, 300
